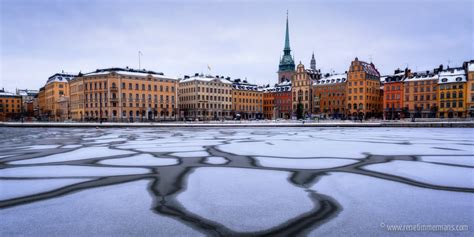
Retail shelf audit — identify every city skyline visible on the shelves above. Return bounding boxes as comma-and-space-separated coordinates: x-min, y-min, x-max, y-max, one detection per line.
1, 0, 472, 92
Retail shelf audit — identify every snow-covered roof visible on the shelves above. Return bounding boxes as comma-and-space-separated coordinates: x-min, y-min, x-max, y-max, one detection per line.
232, 79, 263, 91
263, 80, 292, 92
16, 89, 39, 96
468, 62, 474, 72
179, 74, 232, 85
47, 73, 75, 84
438, 68, 467, 84
314, 73, 347, 86
359, 60, 380, 77
83, 67, 177, 80
405, 70, 438, 82
0, 89, 20, 98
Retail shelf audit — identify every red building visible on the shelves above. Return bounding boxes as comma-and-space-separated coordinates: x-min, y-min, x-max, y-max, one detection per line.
265, 80, 292, 119
383, 69, 406, 120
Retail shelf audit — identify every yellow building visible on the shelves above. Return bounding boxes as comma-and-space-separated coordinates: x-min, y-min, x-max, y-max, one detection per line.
0, 89, 22, 121
438, 68, 467, 118
69, 68, 178, 122
346, 57, 382, 119
37, 87, 46, 120
178, 74, 233, 121
231, 79, 264, 120
43, 73, 73, 121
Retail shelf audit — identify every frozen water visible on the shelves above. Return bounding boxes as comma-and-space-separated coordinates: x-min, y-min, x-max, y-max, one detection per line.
204, 156, 229, 165
255, 157, 357, 169
0, 179, 91, 201
0, 165, 149, 177
177, 167, 314, 232
10, 147, 136, 165
99, 154, 178, 166
364, 160, 474, 189
0, 181, 204, 236
0, 127, 472, 236
308, 172, 473, 236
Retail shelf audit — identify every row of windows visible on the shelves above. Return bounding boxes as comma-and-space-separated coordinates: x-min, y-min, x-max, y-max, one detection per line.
440, 92, 463, 99
347, 103, 381, 110
348, 95, 381, 101
405, 86, 437, 93
85, 102, 175, 109
440, 101, 464, 108
84, 110, 175, 118
180, 87, 231, 94
439, 84, 464, 90
180, 103, 231, 110
234, 98, 262, 104
84, 82, 175, 92
405, 94, 437, 101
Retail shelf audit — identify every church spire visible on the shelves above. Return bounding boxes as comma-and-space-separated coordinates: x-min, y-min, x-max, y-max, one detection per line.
310, 51, 316, 70
284, 10, 291, 52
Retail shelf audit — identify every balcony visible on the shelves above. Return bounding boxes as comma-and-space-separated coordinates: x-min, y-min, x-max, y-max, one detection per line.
110, 87, 118, 92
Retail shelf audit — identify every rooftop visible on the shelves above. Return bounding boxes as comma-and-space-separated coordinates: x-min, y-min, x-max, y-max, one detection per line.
82, 67, 177, 80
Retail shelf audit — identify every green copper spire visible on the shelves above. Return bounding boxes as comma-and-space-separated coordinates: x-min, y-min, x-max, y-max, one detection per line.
279, 10, 295, 73
284, 10, 290, 52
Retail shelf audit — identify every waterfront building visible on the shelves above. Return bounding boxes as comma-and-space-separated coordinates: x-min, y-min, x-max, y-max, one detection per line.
346, 57, 382, 119
265, 80, 292, 119
178, 74, 232, 121
42, 73, 74, 121
382, 69, 406, 119
37, 87, 46, 120
263, 88, 275, 120
231, 79, 264, 120
403, 69, 439, 118
292, 63, 315, 118
313, 73, 347, 118
0, 89, 22, 121
465, 60, 474, 117
278, 13, 295, 83
69, 67, 178, 122
438, 68, 467, 118
16, 89, 38, 118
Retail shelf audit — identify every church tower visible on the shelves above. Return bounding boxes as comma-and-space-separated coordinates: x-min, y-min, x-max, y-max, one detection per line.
310, 52, 316, 70
278, 12, 295, 83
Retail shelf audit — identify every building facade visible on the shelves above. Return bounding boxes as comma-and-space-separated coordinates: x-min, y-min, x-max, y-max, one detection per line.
232, 79, 264, 120
69, 67, 178, 122
346, 57, 382, 119
0, 89, 22, 121
313, 73, 347, 118
178, 74, 232, 121
263, 89, 275, 120
465, 61, 474, 117
43, 73, 73, 121
292, 63, 314, 118
403, 70, 439, 118
383, 70, 405, 120
438, 68, 467, 118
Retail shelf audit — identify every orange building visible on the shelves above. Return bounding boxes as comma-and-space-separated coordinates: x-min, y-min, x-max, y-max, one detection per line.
263, 90, 275, 120
313, 73, 347, 118
37, 87, 46, 120
346, 57, 382, 119
43, 73, 73, 121
70, 67, 178, 122
0, 89, 22, 121
382, 70, 405, 119
232, 79, 264, 120
465, 61, 474, 117
403, 70, 439, 118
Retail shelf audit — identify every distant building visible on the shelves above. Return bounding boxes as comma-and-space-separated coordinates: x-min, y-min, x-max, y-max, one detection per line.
403, 69, 439, 118
41, 72, 74, 121
16, 88, 38, 119
292, 63, 314, 118
0, 89, 22, 121
70, 67, 178, 122
382, 69, 406, 119
346, 57, 382, 119
264, 80, 292, 119
178, 74, 232, 121
231, 79, 264, 120
438, 67, 467, 118
262, 89, 275, 120
464, 60, 474, 117
278, 13, 295, 84
313, 73, 347, 118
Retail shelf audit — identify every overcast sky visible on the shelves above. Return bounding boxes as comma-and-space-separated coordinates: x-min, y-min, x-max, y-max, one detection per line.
1, 0, 472, 91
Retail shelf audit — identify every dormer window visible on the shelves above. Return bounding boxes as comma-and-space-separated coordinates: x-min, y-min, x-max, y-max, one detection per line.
441, 78, 448, 82
455, 77, 462, 82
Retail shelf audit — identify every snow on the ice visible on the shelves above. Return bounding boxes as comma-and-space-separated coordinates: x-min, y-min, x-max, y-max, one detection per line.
99, 154, 178, 166
0, 165, 149, 178
255, 157, 357, 169
204, 156, 229, 165
0, 178, 91, 201
177, 167, 314, 232
9, 147, 136, 165
0, 180, 204, 236
420, 155, 474, 166
171, 151, 210, 157
364, 160, 474, 189
309, 172, 473, 236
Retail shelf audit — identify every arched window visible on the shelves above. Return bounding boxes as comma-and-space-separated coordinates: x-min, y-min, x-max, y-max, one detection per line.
112, 82, 116, 88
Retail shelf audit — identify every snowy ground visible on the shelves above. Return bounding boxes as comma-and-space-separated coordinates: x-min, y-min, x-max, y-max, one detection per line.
0, 127, 473, 236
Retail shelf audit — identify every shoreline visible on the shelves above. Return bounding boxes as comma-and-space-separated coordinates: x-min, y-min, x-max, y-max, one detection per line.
1, 121, 473, 128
